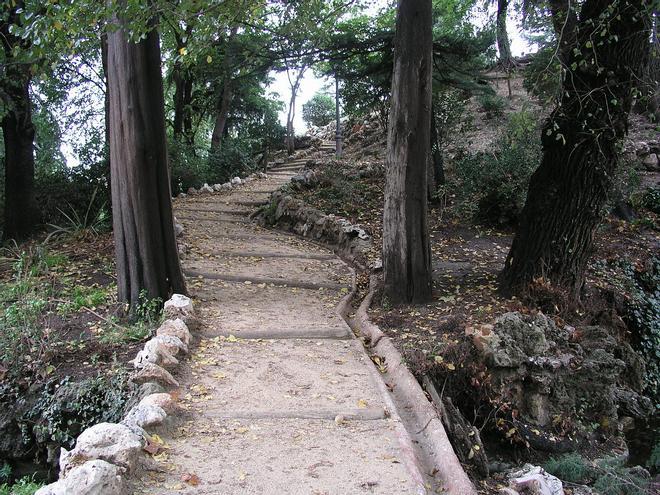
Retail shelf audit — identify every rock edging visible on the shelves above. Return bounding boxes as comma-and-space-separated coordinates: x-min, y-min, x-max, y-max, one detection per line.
254, 189, 372, 269
353, 274, 477, 495
35, 294, 197, 495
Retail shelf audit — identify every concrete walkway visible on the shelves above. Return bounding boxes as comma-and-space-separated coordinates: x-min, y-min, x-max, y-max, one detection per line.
135, 154, 429, 494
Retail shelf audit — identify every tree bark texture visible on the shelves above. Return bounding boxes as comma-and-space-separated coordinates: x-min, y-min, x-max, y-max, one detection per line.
500, 0, 651, 297
496, 0, 514, 67
210, 26, 238, 152
1, 2, 39, 241
428, 103, 445, 201
548, 0, 579, 65
172, 25, 194, 143
107, 15, 186, 310
383, 0, 433, 304
286, 69, 305, 156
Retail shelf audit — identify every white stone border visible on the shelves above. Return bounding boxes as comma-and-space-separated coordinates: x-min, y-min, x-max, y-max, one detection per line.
36, 294, 196, 495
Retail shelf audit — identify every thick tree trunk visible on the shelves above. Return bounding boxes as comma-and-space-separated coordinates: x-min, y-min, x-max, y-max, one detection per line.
285, 68, 305, 156
210, 80, 233, 151
496, 0, 514, 68
383, 0, 433, 304
107, 15, 186, 311
173, 26, 194, 144
548, 0, 578, 64
500, 0, 650, 297
428, 103, 445, 201
210, 26, 238, 152
1, 3, 39, 241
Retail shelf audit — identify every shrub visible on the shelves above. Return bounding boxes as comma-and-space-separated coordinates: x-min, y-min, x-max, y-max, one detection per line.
477, 93, 506, 119
450, 109, 542, 226
34, 161, 109, 227
302, 93, 335, 128
30, 371, 134, 449
0, 476, 43, 495
206, 138, 257, 185
544, 453, 592, 484
169, 140, 210, 195
545, 453, 652, 495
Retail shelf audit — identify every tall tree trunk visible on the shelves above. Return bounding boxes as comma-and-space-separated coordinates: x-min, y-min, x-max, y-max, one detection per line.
496, 0, 514, 67
107, 14, 186, 311
172, 25, 194, 144
210, 26, 238, 152
500, 0, 651, 297
285, 69, 305, 156
101, 33, 112, 200
1, 3, 39, 241
383, 0, 433, 304
428, 103, 445, 201
210, 80, 233, 151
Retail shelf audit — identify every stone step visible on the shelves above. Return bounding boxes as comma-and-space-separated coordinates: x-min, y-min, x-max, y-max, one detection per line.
185, 270, 351, 291
176, 207, 252, 216
201, 250, 336, 261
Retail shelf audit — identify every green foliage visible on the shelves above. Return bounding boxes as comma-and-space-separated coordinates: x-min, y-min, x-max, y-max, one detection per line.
0, 476, 43, 495
633, 187, 660, 215
478, 93, 506, 119
45, 187, 109, 241
302, 93, 335, 127
57, 285, 109, 315
169, 141, 210, 195
523, 43, 562, 103
0, 244, 57, 378
206, 138, 257, 185
592, 457, 651, 495
544, 453, 591, 484
34, 163, 110, 229
30, 371, 133, 449
620, 257, 660, 402
99, 290, 162, 344
648, 441, 660, 472
449, 109, 542, 226
545, 453, 652, 495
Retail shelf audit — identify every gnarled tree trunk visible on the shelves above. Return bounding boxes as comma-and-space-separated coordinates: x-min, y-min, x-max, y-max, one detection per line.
210, 26, 238, 152
383, 0, 433, 304
1, 2, 39, 241
496, 0, 514, 67
107, 14, 186, 311
172, 25, 194, 144
500, 0, 651, 297
285, 68, 305, 156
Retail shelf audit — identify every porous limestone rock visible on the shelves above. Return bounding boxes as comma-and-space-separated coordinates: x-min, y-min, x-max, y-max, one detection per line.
199, 183, 214, 193
139, 393, 177, 414
173, 217, 184, 238
131, 363, 179, 388
59, 423, 142, 475
133, 340, 179, 369
156, 318, 192, 346
122, 402, 167, 430
36, 460, 125, 495
509, 464, 563, 495
148, 334, 188, 356
231, 176, 242, 186
163, 294, 194, 318
471, 312, 650, 439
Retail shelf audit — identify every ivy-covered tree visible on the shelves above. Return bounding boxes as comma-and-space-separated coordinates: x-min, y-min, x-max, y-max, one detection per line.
0, 1, 39, 241
500, 0, 653, 296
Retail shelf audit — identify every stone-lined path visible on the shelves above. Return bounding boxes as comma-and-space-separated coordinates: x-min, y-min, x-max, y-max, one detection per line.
135, 151, 429, 494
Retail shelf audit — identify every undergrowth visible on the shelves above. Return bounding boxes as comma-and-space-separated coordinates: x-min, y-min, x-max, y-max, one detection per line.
544, 453, 653, 495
